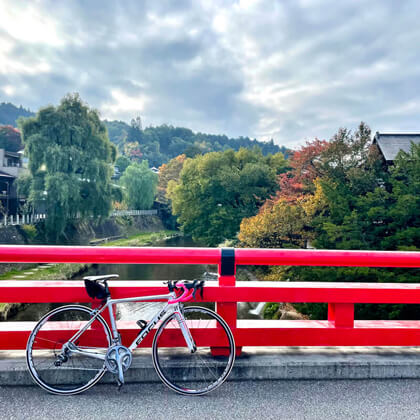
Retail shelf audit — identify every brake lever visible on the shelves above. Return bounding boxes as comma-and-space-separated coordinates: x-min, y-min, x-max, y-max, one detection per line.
192, 280, 205, 300
165, 280, 178, 293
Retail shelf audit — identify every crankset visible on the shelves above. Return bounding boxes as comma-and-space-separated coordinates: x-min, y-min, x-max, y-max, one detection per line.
105, 345, 132, 386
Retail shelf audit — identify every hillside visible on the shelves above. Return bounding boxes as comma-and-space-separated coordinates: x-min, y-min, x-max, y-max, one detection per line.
0, 102, 34, 126
0, 101, 290, 166
104, 120, 290, 167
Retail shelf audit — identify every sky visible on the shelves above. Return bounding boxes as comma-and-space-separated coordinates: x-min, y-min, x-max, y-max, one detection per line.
1, 0, 420, 148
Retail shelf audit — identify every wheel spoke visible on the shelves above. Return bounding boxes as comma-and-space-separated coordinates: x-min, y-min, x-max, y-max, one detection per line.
152, 306, 235, 395
27, 305, 111, 395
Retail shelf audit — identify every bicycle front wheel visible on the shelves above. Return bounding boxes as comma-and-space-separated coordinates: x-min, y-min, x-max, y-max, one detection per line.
26, 305, 111, 395
152, 306, 235, 395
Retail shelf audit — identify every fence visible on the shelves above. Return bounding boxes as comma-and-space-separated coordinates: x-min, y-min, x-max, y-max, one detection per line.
0, 246, 420, 351
110, 210, 157, 217
0, 210, 156, 227
2, 214, 46, 227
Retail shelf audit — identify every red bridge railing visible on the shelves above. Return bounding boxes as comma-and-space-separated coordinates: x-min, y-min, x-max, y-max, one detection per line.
1, 245, 420, 351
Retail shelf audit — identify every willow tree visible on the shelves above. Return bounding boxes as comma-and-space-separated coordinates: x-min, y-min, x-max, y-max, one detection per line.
120, 161, 158, 209
19, 94, 117, 240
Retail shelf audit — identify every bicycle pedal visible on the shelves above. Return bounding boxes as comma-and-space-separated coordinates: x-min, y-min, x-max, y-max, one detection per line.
136, 320, 147, 330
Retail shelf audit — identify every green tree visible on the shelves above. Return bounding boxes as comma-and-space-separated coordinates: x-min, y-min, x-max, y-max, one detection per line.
115, 155, 131, 174
265, 151, 289, 175
292, 128, 420, 320
120, 160, 158, 209
168, 149, 277, 246
128, 116, 143, 143
19, 94, 117, 241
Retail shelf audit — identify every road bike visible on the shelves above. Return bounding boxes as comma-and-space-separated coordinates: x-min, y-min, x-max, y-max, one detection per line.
26, 275, 235, 396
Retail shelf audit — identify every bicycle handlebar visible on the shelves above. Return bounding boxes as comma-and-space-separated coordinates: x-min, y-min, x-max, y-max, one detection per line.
167, 280, 204, 304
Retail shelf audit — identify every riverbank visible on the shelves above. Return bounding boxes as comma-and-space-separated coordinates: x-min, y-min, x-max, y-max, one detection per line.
103, 230, 181, 247
0, 230, 180, 282
0, 230, 181, 320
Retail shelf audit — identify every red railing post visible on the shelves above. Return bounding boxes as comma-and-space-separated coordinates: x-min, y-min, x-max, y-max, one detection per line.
328, 303, 354, 328
216, 264, 237, 327
213, 248, 241, 355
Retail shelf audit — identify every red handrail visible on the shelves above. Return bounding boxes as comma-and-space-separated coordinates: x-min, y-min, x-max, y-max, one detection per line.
1, 246, 420, 351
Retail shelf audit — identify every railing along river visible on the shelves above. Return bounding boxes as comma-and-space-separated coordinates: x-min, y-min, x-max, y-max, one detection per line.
0, 246, 420, 352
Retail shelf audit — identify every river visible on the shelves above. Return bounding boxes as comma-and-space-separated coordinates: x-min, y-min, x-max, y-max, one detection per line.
7, 235, 264, 321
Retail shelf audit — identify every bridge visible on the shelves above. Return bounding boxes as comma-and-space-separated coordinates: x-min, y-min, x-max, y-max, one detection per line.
0, 246, 420, 418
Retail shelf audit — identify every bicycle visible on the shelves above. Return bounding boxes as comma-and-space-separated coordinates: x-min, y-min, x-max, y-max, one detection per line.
26, 275, 235, 396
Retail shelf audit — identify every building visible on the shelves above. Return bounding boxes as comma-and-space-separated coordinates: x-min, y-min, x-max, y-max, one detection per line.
0, 149, 27, 215
372, 132, 420, 164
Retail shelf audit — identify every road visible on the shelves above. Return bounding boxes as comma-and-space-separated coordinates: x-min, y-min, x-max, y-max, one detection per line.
1, 379, 420, 420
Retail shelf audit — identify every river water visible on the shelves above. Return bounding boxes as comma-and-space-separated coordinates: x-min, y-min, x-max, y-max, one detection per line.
7, 235, 263, 321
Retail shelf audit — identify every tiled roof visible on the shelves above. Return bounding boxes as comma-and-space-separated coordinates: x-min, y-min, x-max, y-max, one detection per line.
373, 132, 420, 162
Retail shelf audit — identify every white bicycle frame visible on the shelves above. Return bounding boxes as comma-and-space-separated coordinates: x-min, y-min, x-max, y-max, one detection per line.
64, 291, 196, 361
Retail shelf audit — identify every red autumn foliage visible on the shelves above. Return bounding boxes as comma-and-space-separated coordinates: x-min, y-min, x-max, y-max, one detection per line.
270, 138, 330, 205
0, 125, 22, 152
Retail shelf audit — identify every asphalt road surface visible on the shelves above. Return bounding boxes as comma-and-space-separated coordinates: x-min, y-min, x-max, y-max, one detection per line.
1, 379, 419, 420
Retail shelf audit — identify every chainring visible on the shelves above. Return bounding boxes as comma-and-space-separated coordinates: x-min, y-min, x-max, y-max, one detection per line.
105, 345, 133, 374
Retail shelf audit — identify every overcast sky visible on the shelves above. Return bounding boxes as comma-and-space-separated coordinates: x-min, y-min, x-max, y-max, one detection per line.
1, 0, 420, 148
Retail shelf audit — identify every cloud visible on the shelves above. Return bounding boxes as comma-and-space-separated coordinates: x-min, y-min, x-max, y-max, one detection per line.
1, 0, 420, 147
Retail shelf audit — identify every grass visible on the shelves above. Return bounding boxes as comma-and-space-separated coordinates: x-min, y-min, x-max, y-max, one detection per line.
103, 230, 180, 247
0, 263, 88, 281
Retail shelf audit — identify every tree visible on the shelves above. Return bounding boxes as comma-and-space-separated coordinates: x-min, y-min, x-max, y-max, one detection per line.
19, 94, 117, 241
120, 160, 158, 209
156, 154, 186, 204
275, 139, 330, 202
123, 141, 142, 162
168, 149, 277, 246
239, 180, 327, 249
115, 155, 131, 174
128, 116, 143, 143
288, 126, 419, 320
156, 154, 186, 228
265, 151, 289, 175
0, 125, 23, 152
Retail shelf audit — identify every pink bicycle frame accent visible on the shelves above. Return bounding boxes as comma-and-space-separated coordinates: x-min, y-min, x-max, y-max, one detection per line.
168, 282, 194, 304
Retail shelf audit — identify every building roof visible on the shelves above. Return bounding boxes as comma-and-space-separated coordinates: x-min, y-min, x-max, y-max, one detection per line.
0, 170, 15, 178
373, 132, 420, 162
5, 151, 20, 158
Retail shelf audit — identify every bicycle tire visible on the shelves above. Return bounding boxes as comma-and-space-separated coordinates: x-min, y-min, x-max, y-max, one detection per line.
152, 306, 235, 395
26, 305, 112, 395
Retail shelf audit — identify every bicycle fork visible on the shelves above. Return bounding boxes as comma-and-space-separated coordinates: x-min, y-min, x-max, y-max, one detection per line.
174, 310, 197, 353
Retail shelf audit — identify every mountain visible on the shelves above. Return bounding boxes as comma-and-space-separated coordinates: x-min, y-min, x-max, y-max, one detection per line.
0, 101, 290, 166
0, 102, 34, 126
104, 120, 291, 167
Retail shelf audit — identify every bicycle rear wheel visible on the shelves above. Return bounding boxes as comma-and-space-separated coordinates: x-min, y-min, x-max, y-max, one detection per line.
26, 305, 111, 395
152, 306, 235, 395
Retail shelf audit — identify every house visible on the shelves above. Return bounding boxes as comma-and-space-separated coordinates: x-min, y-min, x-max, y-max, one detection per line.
0, 149, 27, 215
372, 132, 420, 164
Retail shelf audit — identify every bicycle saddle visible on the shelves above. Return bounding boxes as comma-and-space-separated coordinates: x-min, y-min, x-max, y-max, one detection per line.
83, 274, 119, 300
83, 274, 119, 282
